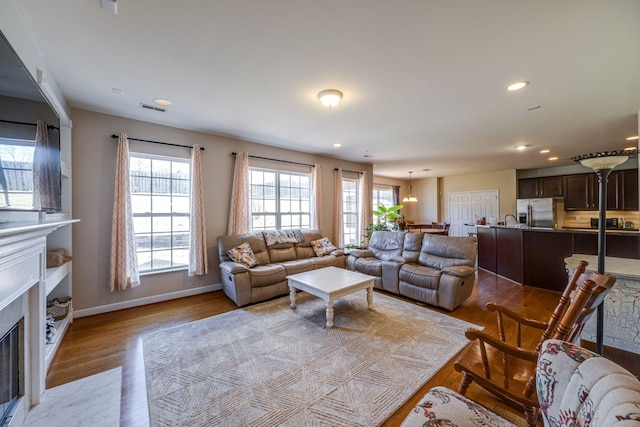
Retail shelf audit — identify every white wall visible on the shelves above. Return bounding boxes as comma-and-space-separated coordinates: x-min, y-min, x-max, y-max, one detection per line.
441, 169, 517, 222
71, 108, 373, 312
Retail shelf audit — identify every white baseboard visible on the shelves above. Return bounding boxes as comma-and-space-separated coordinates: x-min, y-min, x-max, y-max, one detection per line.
74, 283, 223, 318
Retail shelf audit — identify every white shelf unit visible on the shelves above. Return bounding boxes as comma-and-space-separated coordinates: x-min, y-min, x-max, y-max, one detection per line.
43, 222, 74, 370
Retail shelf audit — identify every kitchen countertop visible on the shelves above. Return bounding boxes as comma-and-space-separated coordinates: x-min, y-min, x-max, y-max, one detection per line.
475, 224, 639, 235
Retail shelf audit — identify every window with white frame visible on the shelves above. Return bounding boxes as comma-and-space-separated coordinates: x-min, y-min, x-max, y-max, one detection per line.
342, 177, 360, 245
373, 185, 394, 223
130, 154, 191, 273
250, 168, 311, 231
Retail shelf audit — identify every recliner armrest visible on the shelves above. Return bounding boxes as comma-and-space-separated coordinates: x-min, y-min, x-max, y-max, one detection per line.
348, 249, 373, 258
441, 265, 475, 278
219, 261, 250, 273
388, 255, 409, 263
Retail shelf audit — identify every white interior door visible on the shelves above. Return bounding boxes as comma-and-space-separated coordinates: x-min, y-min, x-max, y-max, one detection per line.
448, 190, 499, 236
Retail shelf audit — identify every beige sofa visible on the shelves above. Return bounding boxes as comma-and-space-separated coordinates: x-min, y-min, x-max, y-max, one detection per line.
346, 231, 477, 310
217, 230, 345, 306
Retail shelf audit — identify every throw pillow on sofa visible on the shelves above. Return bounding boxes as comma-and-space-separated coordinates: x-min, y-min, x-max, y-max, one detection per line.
227, 242, 259, 267
311, 237, 338, 257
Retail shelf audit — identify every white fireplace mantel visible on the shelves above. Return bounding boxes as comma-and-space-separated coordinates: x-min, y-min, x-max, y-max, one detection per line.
0, 218, 78, 426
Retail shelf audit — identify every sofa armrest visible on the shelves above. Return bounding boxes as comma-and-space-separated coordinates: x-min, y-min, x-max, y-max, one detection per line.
348, 249, 373, 258
441, 265, 475, 278
219, 261, 250, 274
330, 248, 345, 257
388, 255, 410, 263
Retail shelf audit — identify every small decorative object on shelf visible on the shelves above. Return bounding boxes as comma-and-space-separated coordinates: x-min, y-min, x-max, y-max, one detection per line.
46, 297, 71, 321
45, 315, 56, 344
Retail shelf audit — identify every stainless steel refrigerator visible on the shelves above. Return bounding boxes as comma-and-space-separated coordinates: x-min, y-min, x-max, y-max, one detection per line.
516, 198, 557, 228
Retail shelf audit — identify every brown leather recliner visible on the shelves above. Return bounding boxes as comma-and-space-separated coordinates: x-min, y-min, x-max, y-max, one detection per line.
347, 231, 476, 310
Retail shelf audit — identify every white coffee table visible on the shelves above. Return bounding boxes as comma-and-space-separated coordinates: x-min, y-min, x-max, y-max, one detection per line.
287, 266, 375, 328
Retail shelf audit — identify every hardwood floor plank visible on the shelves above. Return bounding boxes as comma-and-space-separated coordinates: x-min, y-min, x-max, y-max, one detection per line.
47, 270, 560, 426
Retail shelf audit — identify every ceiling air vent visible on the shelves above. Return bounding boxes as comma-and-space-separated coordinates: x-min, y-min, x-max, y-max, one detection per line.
140, 103, 167, 112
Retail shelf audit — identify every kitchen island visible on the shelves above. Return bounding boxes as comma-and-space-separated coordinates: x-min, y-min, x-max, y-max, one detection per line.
477, 225, 640, 291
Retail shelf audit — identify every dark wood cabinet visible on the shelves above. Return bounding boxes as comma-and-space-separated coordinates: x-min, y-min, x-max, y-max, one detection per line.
477, 227, 496, 272
495, 228, 523, 284
522, 231, 573, 291
476, 227, 639, 292
563, 169, 638, 211
518, 176, 563, 198
564, 174, 596, 210
619, 169, 638, 211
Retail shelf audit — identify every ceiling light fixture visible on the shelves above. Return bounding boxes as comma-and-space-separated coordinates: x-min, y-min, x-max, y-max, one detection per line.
624, 146, 636, 151
515, 144, 529, 151
153, 98, 172, 107
626, 136, 639, 141
548, 156, 558, 161
507, 81, 529, 91
540, 149, 550, 154
317, 89, 342, 109
333, 143, 342, 147
402, 171, 418, 203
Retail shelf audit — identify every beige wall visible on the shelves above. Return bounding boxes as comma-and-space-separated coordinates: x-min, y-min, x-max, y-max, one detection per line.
441, 169, 517, 221
71, 108, 372, 312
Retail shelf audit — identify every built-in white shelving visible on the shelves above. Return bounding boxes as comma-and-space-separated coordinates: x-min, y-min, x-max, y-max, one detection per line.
45, 261, 71, 296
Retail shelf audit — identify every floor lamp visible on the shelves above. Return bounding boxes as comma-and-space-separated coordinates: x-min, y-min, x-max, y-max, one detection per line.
571, 149, 638, 355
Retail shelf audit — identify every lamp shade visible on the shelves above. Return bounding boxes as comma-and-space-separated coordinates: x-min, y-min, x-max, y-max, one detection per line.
318, 89, 342, 109
571, 149, 638, 171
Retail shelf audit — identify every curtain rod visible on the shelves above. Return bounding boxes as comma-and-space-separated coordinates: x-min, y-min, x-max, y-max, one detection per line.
335, 167, 363, 174
232, 152, 313, 168
0, 119, 59, 130
110, 134, 205, 150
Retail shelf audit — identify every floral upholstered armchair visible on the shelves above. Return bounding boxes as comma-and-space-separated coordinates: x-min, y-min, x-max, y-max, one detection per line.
401, 339, 640, 427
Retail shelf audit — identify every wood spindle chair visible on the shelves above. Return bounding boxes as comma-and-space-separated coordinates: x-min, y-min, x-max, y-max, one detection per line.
453, 261, 615, 427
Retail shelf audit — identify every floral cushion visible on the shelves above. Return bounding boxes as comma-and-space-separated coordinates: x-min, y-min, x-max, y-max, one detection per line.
263, 229, 304, 246
310, 237, 338, 257
537, 339, 640, 427
226, 242, 259, 268
400, 386, 516, 427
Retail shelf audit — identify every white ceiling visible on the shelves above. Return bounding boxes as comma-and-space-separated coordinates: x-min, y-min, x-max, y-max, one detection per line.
13, 0, 640, 178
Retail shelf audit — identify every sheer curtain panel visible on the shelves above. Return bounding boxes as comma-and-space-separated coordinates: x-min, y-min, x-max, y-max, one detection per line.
359, 171, 371, 244
310, 164, 323, 232
33, 120, 61, 211
189, 144, 208, 276
333, 168, 344, 248
109, 133, 140, 291
227, 152, 250, 235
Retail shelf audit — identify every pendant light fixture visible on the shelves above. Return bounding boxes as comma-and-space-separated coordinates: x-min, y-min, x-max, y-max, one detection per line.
402, 171, 418, 203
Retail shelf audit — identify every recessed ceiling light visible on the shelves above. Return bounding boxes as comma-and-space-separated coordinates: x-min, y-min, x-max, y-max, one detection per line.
626, 136, 639, 141
507, 81, 529, 91
548, 156, 558, 161
624, 146, 636, 151
515, 144, 529, 151
540, 149, 550, 154
153, 98, 172, 107
333, 143, 342, 147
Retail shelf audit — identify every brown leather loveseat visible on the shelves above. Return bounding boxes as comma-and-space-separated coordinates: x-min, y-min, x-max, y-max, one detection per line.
346, 231, 477, 310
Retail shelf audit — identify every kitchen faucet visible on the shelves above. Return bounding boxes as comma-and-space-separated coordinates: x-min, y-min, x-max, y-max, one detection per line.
504, 214, 518, 226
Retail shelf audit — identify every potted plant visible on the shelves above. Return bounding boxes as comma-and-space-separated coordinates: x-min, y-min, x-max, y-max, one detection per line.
364, 204, 404, 241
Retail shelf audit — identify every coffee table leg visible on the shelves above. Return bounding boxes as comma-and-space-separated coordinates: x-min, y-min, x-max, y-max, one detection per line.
326, 299, 334, 328
367, 286, 373, 310
289, 285, 297, 309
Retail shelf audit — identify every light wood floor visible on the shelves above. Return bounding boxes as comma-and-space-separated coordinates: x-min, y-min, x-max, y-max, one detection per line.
47, 269, 560, 426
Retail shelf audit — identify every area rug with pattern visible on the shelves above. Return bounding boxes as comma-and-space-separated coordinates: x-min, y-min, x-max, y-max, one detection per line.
142, 290, 479, 426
